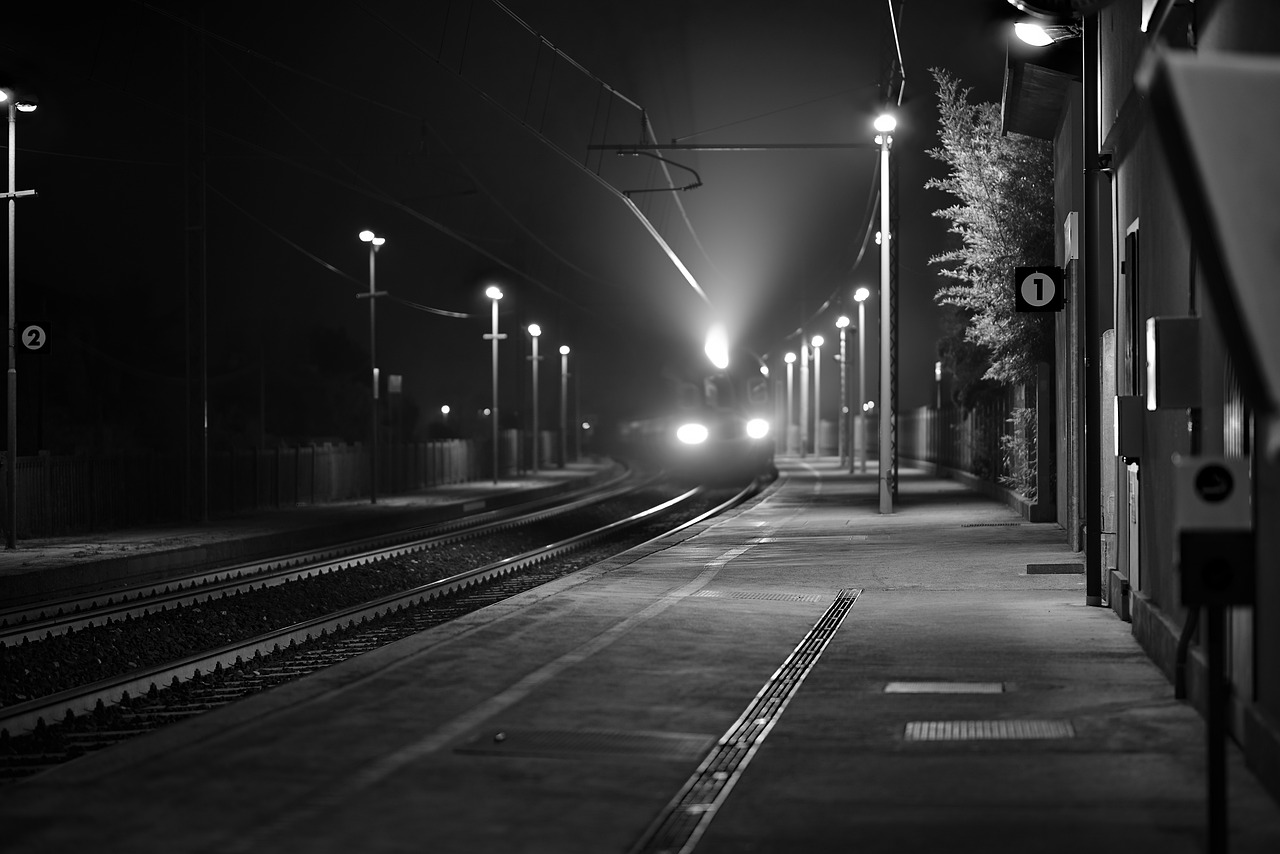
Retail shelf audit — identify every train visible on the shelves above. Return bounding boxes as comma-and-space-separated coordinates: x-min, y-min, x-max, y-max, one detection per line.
612, 347, 778, 486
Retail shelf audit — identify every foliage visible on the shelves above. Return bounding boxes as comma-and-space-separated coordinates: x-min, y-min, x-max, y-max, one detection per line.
999, 406, 1038, 500
935, 305, 1002, 409
925, 68, 1055, 386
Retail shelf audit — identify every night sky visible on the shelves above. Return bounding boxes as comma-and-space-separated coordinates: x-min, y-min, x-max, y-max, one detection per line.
1, 1, 1024, 455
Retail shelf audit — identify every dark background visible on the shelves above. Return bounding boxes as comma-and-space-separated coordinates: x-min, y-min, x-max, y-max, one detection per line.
0, 1, 1026, 456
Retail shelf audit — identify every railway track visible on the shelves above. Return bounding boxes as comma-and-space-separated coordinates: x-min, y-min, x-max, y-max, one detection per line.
0, 467, 640, 644
0, 476, 765, 783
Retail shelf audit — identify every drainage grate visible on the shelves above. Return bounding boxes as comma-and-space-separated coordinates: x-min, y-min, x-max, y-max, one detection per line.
885, 681, 1005, 694
456, 728, 714, 761
904, 719, 1074, 741
629, 588, 862, 854
690, 590, 826, 603
960, 522, 1024, 528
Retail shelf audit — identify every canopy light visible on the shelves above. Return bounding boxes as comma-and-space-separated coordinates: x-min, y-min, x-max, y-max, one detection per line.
1014, 21, 1054, 45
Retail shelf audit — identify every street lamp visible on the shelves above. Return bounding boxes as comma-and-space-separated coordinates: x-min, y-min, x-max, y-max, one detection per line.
784, 352, 796, 455
875, 112, 896, 513
811, 335, 825, 456
853, 286, 870, 474
527, 323, 542, 474
559, 345, 570, 468
2, 88, 36, 549
799, 341, 809, 458
836, 316, 850, 465
357, 230, 386, 504
484, 286, 506, 483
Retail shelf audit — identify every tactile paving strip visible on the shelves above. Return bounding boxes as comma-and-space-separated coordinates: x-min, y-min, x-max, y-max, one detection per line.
903, 719, 1075, 741
629, 588, 862, 854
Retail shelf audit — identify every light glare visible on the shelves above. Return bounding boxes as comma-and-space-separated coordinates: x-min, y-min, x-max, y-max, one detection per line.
676, 423, 709, 445
874, 113, 897, 133
705, 323, 730, 370
746, 418, 770, 440
854, 287, 870, 302
486, 286, 503, 300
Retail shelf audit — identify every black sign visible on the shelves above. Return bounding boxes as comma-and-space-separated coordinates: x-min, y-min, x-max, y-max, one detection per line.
1194, 464, 1234, 503
18, 321, 50, 355
1014, 267, 1065, 312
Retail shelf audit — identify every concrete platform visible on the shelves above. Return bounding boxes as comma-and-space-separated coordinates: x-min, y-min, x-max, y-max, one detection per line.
2, 458, 1278, 853
0, 460, 619, 604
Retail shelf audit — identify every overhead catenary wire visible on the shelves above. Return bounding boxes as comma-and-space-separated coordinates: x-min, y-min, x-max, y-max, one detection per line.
357, 0, 715, 309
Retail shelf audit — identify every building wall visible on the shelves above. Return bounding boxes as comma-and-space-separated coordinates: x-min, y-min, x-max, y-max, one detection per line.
1053, 90, 1084, 551
1195, 0, 1280, 797
1093, 0, 1280, 801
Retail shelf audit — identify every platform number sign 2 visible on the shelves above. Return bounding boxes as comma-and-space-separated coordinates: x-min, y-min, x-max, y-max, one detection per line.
1014, 266, 1065, 312
19, 321, 50, 355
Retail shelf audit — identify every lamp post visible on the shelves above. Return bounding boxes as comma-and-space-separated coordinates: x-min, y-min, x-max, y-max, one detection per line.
875, 112, 896, 513
784, 352, 796, 455
484, 286, 505, 483
559, 345, 570, 468
357, 230, 386, 504
527, 323, 542, 474
799, 341, 809, 457
836, 316, 850, 465
853, 287, 870, 473
811, 335, 824, 457
3, 89, 36, 549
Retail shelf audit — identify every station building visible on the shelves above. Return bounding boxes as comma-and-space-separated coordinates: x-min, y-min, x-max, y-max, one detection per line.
1002, 0, 1280, 800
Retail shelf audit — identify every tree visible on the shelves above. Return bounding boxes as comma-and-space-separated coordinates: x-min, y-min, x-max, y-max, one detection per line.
925, 68, 1055, 388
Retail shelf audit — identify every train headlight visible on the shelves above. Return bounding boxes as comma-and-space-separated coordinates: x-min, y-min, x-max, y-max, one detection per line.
746, 418, 770, 440
676, 423, 709, 445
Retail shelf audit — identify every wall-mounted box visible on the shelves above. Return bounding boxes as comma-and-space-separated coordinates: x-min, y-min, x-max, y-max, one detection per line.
1173, 455, 1253, 606
1115, 395, 1145, 464
1146, 316, 1201, 410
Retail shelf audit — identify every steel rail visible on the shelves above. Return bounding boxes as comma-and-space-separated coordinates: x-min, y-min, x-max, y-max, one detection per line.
0, 478, 756, 738
0, 469, 639, 646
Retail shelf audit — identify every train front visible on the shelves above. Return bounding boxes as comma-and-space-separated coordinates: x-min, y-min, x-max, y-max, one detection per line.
667, 364, 776, 485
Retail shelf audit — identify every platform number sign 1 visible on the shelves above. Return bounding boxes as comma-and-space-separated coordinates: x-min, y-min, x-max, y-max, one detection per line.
19, 321, 50, 355
1013, 266, 1065, 312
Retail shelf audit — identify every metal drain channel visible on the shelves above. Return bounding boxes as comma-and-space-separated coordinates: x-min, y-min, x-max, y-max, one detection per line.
629, 587, 862, 854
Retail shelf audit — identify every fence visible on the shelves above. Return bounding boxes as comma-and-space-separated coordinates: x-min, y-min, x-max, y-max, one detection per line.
0, 439, 485, 539
898, 369, 1053, 521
